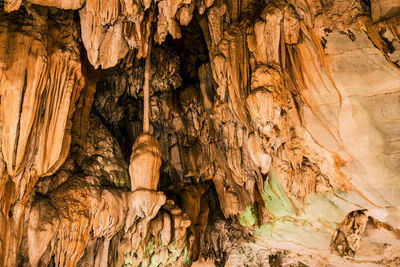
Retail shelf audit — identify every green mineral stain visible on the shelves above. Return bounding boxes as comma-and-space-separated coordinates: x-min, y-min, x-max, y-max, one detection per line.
164, 241, 182, 263
252, 163, 351, 251
122, 256, 133, 266
149, 254, 162, 267
181, 247, 190, 264
238, 204, 257, 227
255, 219, 331, 250
261, 164, 296, 217
183, 256, 190, 264
145, 238, 155, 254
102, 157, 109, 168
302, 192, 346, 227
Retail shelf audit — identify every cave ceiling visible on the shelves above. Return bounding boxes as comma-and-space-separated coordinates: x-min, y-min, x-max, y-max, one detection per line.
1, 0, 400, 266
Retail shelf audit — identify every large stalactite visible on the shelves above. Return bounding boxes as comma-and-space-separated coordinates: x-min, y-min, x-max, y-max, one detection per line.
1, 0, 400, 266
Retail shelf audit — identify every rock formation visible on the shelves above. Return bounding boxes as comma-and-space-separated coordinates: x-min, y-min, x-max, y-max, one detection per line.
0, 0, 400, 266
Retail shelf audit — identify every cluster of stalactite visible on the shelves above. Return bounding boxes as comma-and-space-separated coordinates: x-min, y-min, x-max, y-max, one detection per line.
1, 0, 400, 266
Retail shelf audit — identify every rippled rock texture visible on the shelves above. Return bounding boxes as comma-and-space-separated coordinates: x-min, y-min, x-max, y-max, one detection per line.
1, 0, 400, 266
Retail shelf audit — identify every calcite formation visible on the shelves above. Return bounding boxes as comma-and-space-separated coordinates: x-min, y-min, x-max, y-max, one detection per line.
1, 0, 400, 266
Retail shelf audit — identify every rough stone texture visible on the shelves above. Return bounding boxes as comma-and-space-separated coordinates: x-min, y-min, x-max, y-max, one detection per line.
0, 5, 84, 266
1, 0, 400, 266
371, 0, 400, 22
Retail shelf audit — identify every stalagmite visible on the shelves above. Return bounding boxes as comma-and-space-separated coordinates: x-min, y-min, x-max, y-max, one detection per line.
128, 27, 166, 238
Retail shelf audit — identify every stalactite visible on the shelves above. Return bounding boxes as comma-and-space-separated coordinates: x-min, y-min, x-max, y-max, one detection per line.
1, 0, 400, 266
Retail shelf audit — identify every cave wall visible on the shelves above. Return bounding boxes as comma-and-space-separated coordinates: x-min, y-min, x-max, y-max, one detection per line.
0, 0, 400, 266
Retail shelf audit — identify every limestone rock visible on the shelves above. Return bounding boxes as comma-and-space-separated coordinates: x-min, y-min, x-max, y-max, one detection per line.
27, 196, 60, 267
0, 6, 84, 266
79, 115, 130, 189
155, 0, 191, 43
129, 134, 162, 191
28, 0, 85, 9
371, 0, 400, 22
1, 0, 400, 266
331, 210, 369, 257
79, 4, 128, 69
